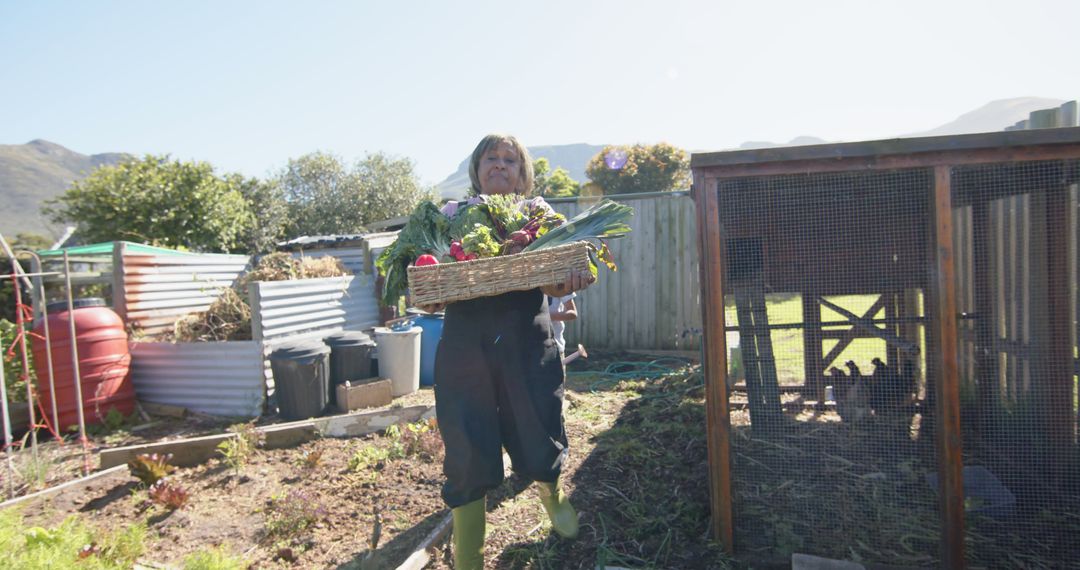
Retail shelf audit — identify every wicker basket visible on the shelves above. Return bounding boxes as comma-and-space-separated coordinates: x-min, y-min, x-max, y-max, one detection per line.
407, 241, 591, 305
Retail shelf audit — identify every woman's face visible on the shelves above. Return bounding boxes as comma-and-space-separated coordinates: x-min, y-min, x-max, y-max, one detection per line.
477, 141, 523, 195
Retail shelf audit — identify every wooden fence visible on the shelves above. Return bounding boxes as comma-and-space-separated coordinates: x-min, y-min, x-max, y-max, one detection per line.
954, 101, 1080, 399
548, 191, 702, 351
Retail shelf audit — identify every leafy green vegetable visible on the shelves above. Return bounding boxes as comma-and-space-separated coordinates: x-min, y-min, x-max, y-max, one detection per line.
461, 224, 501, 258
525, 199, 633, 252
377, 196, 634, 308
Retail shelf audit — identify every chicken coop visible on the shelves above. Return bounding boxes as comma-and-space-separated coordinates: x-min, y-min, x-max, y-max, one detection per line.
691, 128, 1080, 568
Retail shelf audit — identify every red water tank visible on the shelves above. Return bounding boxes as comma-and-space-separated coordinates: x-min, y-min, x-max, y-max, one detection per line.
31, 299, 135, 430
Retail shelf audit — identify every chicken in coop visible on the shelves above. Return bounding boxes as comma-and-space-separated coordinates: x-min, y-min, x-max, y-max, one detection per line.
835, 360, 871, 423
869, 357, 916, 415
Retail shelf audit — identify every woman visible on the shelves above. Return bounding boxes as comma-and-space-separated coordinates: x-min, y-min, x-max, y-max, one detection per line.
427, 134, 592, 569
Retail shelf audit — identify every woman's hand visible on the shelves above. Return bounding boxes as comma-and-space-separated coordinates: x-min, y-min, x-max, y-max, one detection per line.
417, 303, 445, 314
541, 269, 595, 297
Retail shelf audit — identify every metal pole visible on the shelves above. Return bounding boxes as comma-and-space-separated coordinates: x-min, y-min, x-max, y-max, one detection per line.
0, 232, 33, 292
62, 251, 90, 475
10, 262, 39, 462
18, 251, 59, 435
0, 334, 14, 498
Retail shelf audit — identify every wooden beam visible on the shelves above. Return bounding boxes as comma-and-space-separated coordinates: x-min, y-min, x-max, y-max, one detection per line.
803, 295, 824, 404
694, 174, 734, 553
820, 296, 887, 368
817, 296, 919, 354
928, 165, 966, 569
971, 202, 999, 435
1042, 176, 1076, 450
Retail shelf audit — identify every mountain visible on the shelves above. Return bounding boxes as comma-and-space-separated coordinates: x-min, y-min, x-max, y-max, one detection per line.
436, 143, 607, 200
906, 96, 1066, 137
0, 140, 127, 238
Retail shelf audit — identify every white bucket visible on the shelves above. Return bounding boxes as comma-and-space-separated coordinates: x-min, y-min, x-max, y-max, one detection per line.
374, 327, 422, 397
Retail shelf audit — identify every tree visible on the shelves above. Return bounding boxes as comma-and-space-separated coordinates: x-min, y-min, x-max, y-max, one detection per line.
228, 174, 288, 255
43, 155, 255, 253
584, 142, 690, 195
276, 151, 434, 237
532, 158, 581, 198
1, 233, 52, 323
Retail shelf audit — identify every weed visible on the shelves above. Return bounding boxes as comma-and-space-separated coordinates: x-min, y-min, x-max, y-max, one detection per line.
16, 450, 51, 493
264, 489, 327, 540
347, 420, 441, 479
217, 422, 264, 475
182, 544, 247, 570
296, 449, 323, 471
128, 453, 176, 486
0, 507, 146, 569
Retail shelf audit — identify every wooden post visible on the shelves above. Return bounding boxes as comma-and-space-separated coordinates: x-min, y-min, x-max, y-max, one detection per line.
693, 174, 734, 554
803, 294, 824, 405
971, 201, 1000, 435
1041, 175, 1075, 451
928, 165, 965, 569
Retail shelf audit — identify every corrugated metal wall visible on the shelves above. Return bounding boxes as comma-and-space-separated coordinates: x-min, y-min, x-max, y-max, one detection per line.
548, 192, 702, 350
129, 340, 265, 417
115, 246, 249, 338
250, 275, 379, 345
250, 275, 380, 389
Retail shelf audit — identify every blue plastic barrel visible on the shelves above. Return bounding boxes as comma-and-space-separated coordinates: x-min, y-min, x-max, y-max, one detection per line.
407, 309, 444, 387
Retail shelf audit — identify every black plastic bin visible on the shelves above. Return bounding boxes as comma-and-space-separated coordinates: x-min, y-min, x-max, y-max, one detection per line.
323, 330, 376, 406
270, 341, 331, 421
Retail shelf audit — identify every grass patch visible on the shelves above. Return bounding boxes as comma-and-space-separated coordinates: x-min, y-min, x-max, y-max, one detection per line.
0, 507, 145, 569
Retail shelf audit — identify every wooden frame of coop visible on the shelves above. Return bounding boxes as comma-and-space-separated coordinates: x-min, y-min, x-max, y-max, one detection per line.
691, 127, 1080, 568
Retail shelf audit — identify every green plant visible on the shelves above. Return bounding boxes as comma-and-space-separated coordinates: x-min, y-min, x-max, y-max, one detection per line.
0, 508, 146, 569
127, 453, 177, 486
216, 422, 264, 475
0, 319, 31, 404
148, 479, 190, 510
182, 544, 247, 570
16, 449, 52, 493
264, 489, 327, 540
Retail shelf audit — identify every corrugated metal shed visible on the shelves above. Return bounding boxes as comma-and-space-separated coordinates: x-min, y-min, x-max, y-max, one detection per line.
115, 245, 250, 338
129, 341, 265, 418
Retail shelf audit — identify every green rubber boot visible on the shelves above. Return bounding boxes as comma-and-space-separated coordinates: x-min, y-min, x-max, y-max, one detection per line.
451, 497, 486, 570
537, 480, 579, 539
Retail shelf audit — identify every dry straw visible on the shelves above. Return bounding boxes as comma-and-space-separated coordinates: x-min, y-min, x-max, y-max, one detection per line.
170, 253, 350, 342
406, 241, 591, 306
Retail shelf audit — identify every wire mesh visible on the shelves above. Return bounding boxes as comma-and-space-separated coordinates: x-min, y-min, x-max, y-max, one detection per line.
715, 157, 1080, 567
952, 159, 1080, 568
718, 168, 937, 565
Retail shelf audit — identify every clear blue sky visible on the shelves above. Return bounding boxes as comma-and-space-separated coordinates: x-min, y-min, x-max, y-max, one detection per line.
2, 0, 1078, 184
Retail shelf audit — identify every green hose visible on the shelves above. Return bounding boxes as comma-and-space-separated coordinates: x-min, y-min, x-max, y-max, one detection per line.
568, 356, 698, 391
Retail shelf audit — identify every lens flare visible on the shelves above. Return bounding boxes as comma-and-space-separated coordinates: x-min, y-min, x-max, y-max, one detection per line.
604, 149, 628, 170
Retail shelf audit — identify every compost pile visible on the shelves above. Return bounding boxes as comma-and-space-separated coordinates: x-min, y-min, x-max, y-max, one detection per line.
170, 253, 349, 342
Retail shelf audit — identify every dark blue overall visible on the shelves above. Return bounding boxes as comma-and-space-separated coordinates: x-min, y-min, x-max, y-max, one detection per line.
434, 288, 568, 508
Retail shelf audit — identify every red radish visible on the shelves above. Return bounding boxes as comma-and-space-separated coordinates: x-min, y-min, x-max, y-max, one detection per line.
415, 254, 439, 266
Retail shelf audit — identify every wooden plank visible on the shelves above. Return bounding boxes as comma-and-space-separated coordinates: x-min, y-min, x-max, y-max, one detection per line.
694, 174, 733, 552
928, 165, 966, 569
817, 296, 918, 354
803, 295, 824, 403
691, 128, 1080, 169
0, 465, 129, 511
1041, 177, 1075, 450
972, 201, 999, 433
